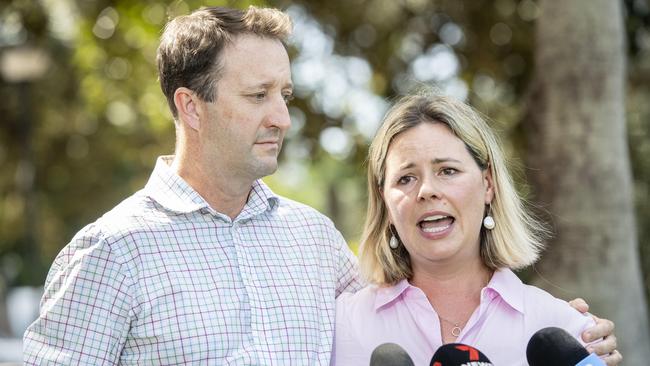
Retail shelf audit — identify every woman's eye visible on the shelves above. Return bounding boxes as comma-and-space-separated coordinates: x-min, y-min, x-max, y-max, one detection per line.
397, 176, 413, 185
440, 168, 458, 176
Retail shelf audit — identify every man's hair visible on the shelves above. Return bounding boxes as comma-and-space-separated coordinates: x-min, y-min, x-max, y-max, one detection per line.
359, 94, 548, 285
157, 6, 292, 117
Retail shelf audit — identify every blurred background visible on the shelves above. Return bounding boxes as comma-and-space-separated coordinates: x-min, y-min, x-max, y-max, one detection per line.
1, 0, 649, 363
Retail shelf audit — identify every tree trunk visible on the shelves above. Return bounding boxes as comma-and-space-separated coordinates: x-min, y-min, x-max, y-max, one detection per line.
525, 0, 650, 362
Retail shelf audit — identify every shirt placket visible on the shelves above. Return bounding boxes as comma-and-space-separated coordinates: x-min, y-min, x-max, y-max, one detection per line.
233, 215, 279, 364
403, 289, 444, 354
456, 287, 498, 344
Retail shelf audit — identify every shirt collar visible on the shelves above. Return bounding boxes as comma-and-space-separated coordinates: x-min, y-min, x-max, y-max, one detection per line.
372, 268, 525, 314
239, 179, 279, 220
374, 279, 412, 311
144, 156, 210, 214
484, 268, 525, 314
144, 156, 279, 217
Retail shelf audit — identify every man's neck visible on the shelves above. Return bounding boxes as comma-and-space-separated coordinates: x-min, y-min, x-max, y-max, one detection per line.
171, 154, 253, 220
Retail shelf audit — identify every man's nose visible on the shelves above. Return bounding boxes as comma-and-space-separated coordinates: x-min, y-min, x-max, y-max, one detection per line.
267, 95, 291, 131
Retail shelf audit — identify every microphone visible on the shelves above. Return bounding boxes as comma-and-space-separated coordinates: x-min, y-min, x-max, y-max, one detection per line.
526, 327, 606, 366
369, 343, 415, 366
429, 343, 493, 366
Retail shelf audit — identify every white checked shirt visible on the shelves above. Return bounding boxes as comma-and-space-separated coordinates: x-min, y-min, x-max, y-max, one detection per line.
23, 156, 364, 365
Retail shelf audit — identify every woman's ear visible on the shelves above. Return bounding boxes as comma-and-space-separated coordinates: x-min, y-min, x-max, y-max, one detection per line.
484, 166, 495, 204
174, 87, 201, 131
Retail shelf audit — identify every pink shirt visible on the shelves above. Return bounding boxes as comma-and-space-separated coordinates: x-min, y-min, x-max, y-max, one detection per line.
333, 268, 595, 366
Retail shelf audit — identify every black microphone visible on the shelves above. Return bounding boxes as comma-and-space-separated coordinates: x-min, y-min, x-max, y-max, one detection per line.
526, 327, 605, 366
369, 343, 415, 366
429, 343, 493, 366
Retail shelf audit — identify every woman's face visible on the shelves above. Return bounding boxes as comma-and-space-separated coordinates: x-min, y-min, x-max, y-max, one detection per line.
382, 122, 494, 272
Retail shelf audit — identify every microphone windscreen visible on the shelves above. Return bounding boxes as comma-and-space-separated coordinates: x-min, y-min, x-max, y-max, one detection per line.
526, 327, 590, 366
429, 343, 493, 366
369, 343, 415, 366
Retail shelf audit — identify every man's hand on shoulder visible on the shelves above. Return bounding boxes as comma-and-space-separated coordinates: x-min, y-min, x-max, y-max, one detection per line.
568, 298, 623, 366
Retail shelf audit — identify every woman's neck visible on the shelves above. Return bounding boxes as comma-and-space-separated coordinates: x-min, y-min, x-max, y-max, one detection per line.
410, 261, 492, 300
410, 261, 494, 344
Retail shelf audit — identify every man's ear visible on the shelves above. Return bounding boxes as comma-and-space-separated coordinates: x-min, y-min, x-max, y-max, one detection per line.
174, 87, 201, 131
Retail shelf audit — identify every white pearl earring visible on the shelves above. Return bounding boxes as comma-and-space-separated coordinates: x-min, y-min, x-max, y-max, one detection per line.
483, 215, 495, 230
483, 204, 495, 230
389, 235, 399, 249
388, 225, 400, 249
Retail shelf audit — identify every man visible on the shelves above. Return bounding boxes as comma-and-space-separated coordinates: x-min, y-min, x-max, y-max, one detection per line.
23, 5, 620, 365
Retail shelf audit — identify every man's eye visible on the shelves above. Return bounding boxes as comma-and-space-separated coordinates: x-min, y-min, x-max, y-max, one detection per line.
283, 93, 294, 104
252, 92, 266, 101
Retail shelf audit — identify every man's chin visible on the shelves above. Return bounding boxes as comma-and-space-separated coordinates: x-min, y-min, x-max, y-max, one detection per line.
251, 159, 279, 179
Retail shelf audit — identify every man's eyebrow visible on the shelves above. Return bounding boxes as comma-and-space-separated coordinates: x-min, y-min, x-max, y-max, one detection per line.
245, 81, 293, 90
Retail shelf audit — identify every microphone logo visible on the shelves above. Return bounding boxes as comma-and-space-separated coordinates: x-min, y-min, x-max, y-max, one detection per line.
430, 343, 493, 366
454, 345, 480, 360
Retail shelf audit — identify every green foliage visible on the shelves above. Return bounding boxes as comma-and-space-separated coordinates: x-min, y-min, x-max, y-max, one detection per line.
0, 0, 648, 316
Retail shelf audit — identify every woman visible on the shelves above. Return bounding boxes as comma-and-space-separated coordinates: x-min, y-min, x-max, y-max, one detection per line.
333, 94, 619, 365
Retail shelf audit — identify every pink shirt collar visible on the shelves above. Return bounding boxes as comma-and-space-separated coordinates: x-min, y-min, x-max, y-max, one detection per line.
373, 268, 525, 314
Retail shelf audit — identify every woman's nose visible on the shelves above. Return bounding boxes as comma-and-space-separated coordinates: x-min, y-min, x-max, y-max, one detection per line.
417, 177, 442, 201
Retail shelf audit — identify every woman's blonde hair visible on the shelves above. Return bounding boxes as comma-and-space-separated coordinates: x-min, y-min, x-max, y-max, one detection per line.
359, 94, 546, 285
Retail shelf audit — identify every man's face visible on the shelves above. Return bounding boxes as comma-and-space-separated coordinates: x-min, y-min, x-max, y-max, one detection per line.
198, 34, 293, 181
